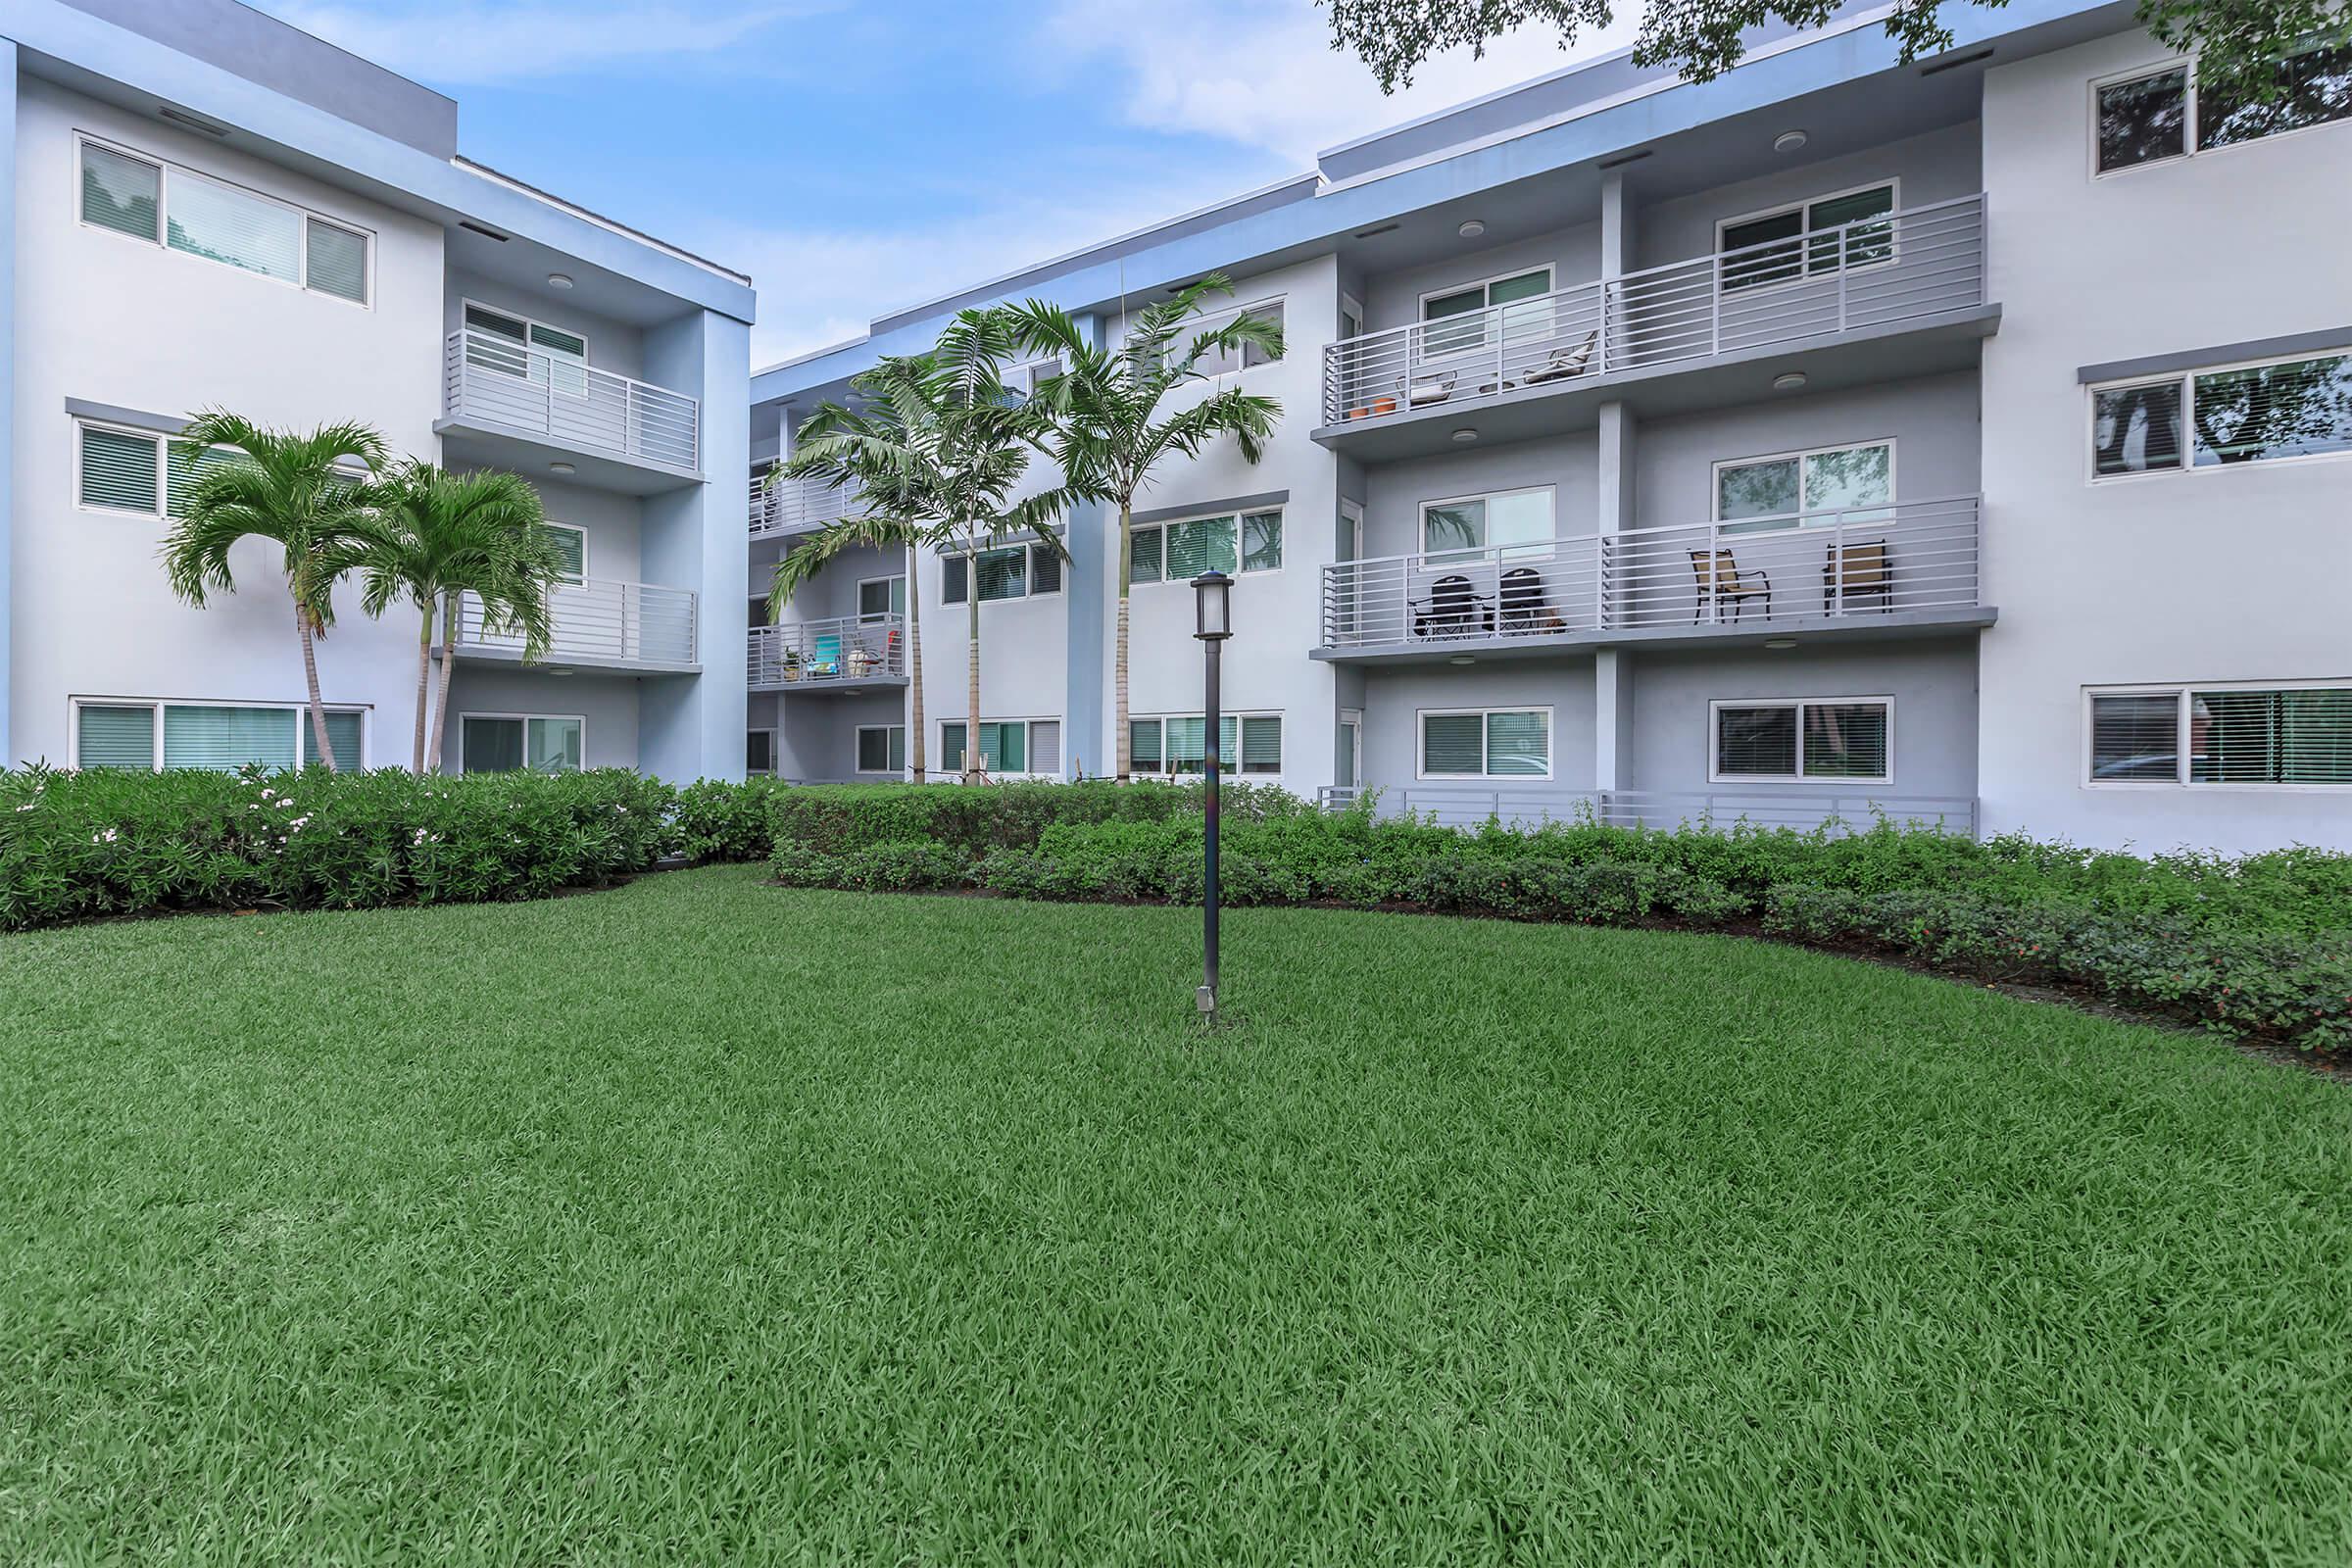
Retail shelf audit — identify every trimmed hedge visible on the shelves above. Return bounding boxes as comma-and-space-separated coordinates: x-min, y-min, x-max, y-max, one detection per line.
764, 779, 1311, 856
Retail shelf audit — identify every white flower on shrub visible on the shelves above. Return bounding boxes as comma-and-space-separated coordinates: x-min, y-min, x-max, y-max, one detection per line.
90, 828, 118, 844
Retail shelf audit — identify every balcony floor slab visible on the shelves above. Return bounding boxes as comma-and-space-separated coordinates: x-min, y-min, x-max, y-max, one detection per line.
443, 646, 702, 677
748, 673, 910, 696
1313, 604, 1997, 664
437, 418, 705, 496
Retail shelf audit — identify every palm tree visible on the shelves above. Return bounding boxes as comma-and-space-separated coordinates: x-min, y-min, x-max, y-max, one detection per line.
162, 411, 388, 771
360, 462, 563, 772
1005, 276, 1282, 780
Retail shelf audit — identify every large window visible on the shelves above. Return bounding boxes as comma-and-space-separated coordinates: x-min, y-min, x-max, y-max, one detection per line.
1129, 510, 1282, 584
1130, 714, 1283, 775
1717, 183, 1896, 291
2095, 35, 2352, 173
76, 422, 249, 517
1420, 268, 1552, 356
464, 304, 590, 397
2089, 685, 2352, 786
941, 719, 1059, 776
79, 137, 370, 304
1712, 699, 1891, 783
74, 699, 364, 771
1714, 441, 1893, 531
2091, 350, 2352, 477
943, 540, 1062, 604
540, 523, 587, 583
856, 724, 907, 774
858, 575, 906, 619
460, 714, 583, 774
1419, 709, 1550, 779
1420, 488, 1554, 562
1190, 300, 1287, 374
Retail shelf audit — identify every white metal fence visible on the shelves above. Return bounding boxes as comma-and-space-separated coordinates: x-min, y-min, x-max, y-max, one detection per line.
454, 577, 699, 667
1323, 194, 1987, 424
747, 613, 906, 687
1319, 786, 1978, 835
443, 328, 701, 470
750, 471, 864, 539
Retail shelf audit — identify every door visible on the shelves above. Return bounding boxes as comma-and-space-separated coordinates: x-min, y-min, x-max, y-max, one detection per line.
1338, 709, 1363, 794
1334, 500, 1365, 645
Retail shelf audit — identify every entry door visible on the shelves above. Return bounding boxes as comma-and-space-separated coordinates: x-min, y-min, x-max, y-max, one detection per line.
1334, 500, 1365, 643
1337, 708, 1363, 792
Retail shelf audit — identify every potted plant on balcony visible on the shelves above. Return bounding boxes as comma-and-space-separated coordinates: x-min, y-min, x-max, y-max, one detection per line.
779, 647, 802, 683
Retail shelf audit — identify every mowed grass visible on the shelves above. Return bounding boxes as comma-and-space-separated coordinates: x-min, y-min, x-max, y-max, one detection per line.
3, 865, 2348, 1565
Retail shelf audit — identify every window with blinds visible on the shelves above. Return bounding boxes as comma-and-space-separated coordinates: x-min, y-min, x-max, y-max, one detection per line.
1714, 699, 1890, 782
164, 706, 299, 771
302, 710, 366, 771
79, 425, 161, 512
166, 442, 243, 517
943, 542, 1060, 604
74, 705, 157, 769
541, 524, 587, 582
78, 702, 363, 771
305, 218, 368, 303
857, 725, 906, 774
2092, 350, 2352, 476
80, 143, 160, 241
1420, 710, 1549, 778
1130, 714, 1279, 774
78, 138, 371, 303
2093, 687, 2352, 785
940, 721, 1037, 774
167, 167, 302, 281
1129, 512, 1282, 584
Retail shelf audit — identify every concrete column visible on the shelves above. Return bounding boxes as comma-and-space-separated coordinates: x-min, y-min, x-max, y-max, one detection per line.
0, 44, 17, 765
1593, 397, 1637, 792
1060, 312, 1109, 779
1599, 171, 1634, 372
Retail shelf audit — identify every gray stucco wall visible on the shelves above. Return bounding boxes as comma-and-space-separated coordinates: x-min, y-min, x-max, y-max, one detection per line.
1357, 656, 1598, 798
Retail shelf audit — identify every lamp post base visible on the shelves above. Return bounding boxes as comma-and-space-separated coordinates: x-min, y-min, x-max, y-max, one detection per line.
1195, 984, 1217, 1016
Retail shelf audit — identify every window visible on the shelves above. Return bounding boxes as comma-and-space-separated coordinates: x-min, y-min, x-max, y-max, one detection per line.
1420, 489, 1553, 561
1129, 714, 1282, 775
540, 523, 587, 582
940, 719, 1054, 775
2095, 35, 2352, 173
2090, 351, 2352, 477
1712, 699, 1890, 783
747, 730, 775, 775
943, 540, 1062, 603
2089, 685, 2352, 786
1419, 709, 1550, 779
858, 575, 907, 619
460, 714, 583, 774
76, 423, 253, 517
74, 699, 363, 771
463, 304, 589, 396
1192, 300, 1287, 374
1714, 442, 1893, 531
1717, 183, 1896, 290
78, 138, 371, 304
856, 724, 907, 774
1420, 269, 1551, 357
1127, 511, 1282, 585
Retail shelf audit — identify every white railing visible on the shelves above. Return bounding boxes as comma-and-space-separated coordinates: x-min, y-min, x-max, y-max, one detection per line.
454, 577, 698, 667
748, 613, 906, 687
443, 328, 701, 470
1320, 496, 1980, 649
1323, 194, 1986, 424
1319, 786, 1977, 836
750, 470, 864, 539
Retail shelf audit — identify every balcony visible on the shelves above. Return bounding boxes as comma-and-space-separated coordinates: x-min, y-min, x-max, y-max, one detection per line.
1319, 196, 1992, 460
1320, 786, 1977, 836
748, 614, 906, 692
439, 328, 702, 492
1317, 496, 1989, 662
450, 577, 699, 673
751, 471, 863, 541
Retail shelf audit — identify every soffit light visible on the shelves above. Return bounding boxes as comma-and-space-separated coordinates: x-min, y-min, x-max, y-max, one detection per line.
1450, 427, 1479, 443
547, 272, 574, 290
1771, 371, 1808, 393
549, 462, 576, 475
1458, 219, 1487, 238
1763, 639, 1798, 650
1773, 128, 1809, 154
1449, 655, 1477, 666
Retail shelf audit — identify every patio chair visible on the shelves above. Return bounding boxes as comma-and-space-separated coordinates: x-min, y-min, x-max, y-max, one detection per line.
1823, 538, 1892, 613
1496, 566, 1561, 633
1406, 370, 1457, 407
1524, 328, 1598, 385
1690, 548, 1771, 622
1412, 573, 1493, 640
808, 632, 843, 678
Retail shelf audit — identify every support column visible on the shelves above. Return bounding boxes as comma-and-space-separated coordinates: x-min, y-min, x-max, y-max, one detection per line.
1599, 171, 1635, 371
0, 44, 17, 765
1060, 312, 1109, 779
1594, 398, 1637, 793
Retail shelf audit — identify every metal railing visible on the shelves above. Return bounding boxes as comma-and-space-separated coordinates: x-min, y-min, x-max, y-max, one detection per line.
1320, 496, 1981, 649
454, 576, 699, 667
1319, 786, 1977, 835
1323, 194, 1986, 424
750, 470, 864, 539
748, 613, 906, 687
443, 328, 701, 470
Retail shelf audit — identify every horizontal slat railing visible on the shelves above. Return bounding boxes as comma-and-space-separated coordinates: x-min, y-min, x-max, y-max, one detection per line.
444, 329, 700, 470
751, 471, 864, 539
748, 613, 906, 687
455, 577, 699, 667
1319, 786, 1976, 835
1323, 195, 1986, 424
1318, 496, 1981, 650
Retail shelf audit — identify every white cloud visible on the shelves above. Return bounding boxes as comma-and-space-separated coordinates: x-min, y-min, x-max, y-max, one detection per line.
269, 2, 802, 85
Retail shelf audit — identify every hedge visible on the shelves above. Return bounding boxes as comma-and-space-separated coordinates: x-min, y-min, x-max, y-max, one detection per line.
763, 779, 1310, 857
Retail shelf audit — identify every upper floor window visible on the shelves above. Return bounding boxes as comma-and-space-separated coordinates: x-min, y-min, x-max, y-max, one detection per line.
540, 522, 586, 583
76, 421, 244, 517
79, 137, 370, 305
464, 304, 589, 397
858, 575, 906, 619
942, 539, 1061, 604
1715, 441, 1893, 532
2089, 685, 2352, 786
2095, 34, 2352, 173
1421, 487, 1552, 562
1191, 301, 1286, 373
1421, 269, 1551, 357
2090, 349, 2352, 476
1130, 510, 1283, 584
1717, 183, 1895, 291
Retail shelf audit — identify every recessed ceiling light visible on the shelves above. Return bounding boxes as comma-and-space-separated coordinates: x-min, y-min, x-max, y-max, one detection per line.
1458, 219, 1487, 238
548, 462, 575, 475
1773, 128, 1809, 154
546, 272, 574, 290
1771, 371, 1808, 392
1450, 427, 1479, 443
1448, 655, 1477, 665
1763, 638, 1798, 650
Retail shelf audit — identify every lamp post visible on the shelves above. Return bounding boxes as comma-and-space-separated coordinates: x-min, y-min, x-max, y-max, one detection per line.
1191, 569, 1233, 1020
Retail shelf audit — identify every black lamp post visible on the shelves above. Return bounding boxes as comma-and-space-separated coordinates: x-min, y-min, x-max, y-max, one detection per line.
1191, 569, 1233, 1019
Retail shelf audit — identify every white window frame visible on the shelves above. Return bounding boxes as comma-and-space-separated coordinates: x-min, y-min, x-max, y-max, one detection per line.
854, 723, 907, 776
462, 298, 592, 397
941, 538, 1064, 605
746, 726, 778, 776
455, 711, 587, 774
938, 716, 1058, 777
2082, 680, 2352, 791
2088, 46, 2352, 180
1189, 296, 1288, 375
541, 521, 588, 583
1417, 485, 1558, 560
1415, 706, 1555, 782
75, 133, 374, 307
73, 419, 166, 516
69, 695, 369, 771
1708, 696, 1894, 786
1710, 440, 1897, 527
1129, 508, 1286, 587
1128, 711, 1286, 777
2085, 346, 2352, 484
857, 573, 907, 620
1007, 355, 1064, 397
1714, 178, 1902, 293
1416, 265, 1555, 323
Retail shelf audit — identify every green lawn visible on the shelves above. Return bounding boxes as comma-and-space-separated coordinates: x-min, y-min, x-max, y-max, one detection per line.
4, 865, 2348, 1564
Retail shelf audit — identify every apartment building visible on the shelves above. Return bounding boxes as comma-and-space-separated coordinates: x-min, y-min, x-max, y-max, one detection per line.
749, 0, 2351, 854
2, 0, 752, 780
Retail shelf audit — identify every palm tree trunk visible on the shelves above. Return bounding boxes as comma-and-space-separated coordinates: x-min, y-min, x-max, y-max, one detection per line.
906, 545, 926, 782
1114, 499, 1133, 782
964, 533, 982, 785
412, 602, 434, 773
426, 595, 460, 773
296, 600, 337, 771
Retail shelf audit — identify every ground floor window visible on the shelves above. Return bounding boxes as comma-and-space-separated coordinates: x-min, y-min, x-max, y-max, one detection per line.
1129, 713, 1282, 775
460, 714, 583, 774
1418, 709, 1549, 779
857, 724, 906, 774
74, 699, 364, 771
747, 729, 775, 775
2089, 684, 2352, 786
1712, 698, 1890, 782
941, 719, 1057, 775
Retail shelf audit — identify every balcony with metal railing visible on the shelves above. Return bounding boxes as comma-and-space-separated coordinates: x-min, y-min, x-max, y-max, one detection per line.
751, 471, 864, 541
1319, 196, 1992, 460
748, 614, 907, 692
450, 576, 700, 673
1317, 495, 1989, 661
439, 327, 703, 491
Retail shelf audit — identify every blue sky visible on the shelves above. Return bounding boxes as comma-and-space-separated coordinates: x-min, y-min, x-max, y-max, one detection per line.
257, 1, 1634, 367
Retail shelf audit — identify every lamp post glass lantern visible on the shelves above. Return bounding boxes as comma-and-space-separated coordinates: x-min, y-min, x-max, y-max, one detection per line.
1191, 571, 1233, 1019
